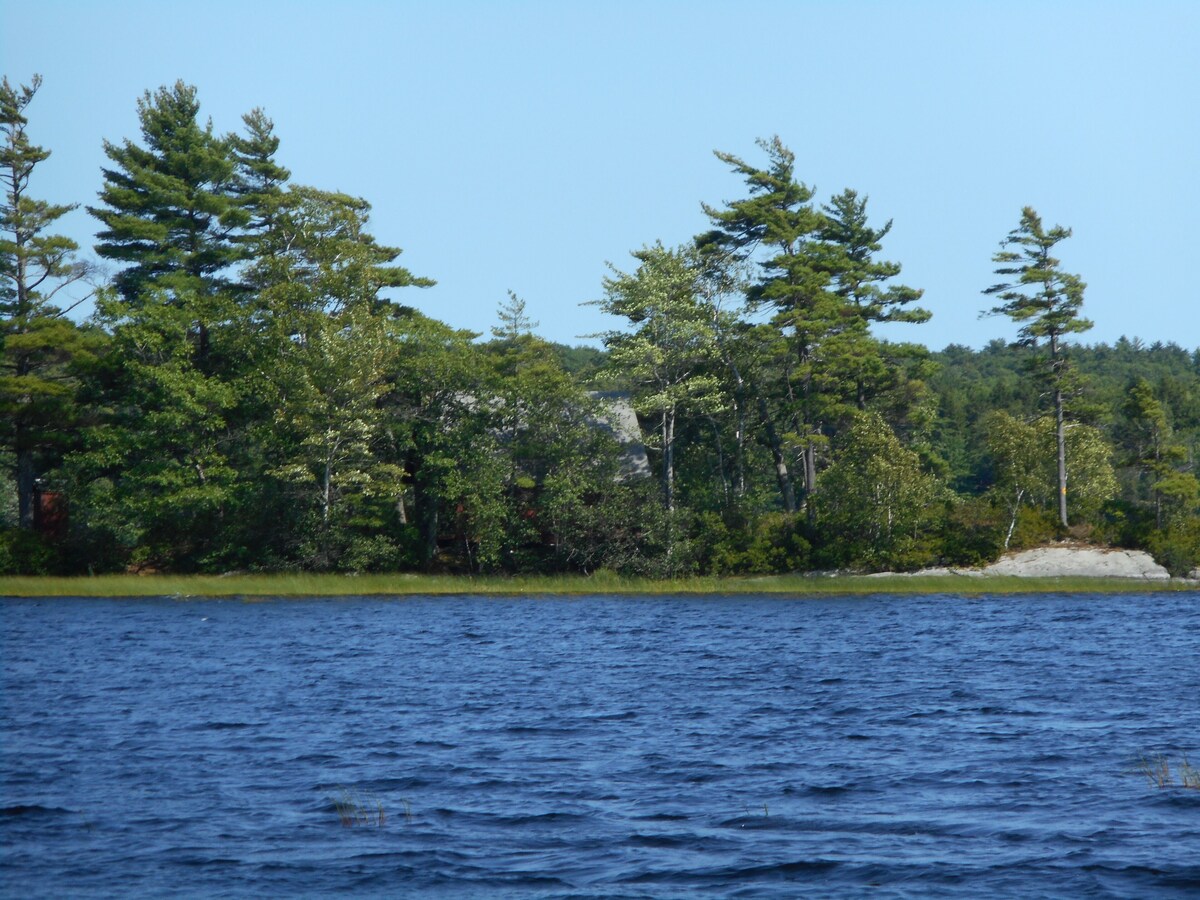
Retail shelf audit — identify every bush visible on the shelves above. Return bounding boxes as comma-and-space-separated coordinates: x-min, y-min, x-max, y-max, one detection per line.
694, 511, 811, 575
935, 497, 1002, 567
1146, 519, 1200, 577
1007, 506, 1060, 551
0, 528, 63, 575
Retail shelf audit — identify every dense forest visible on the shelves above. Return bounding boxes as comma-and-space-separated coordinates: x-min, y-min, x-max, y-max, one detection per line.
3, 78, 1199, 576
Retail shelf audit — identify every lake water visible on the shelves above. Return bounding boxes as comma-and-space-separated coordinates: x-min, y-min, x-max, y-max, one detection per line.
2, 592, 1198, 898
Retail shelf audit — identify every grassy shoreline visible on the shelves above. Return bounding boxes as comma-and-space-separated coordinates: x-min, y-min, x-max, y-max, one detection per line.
1, 572, 1197, 598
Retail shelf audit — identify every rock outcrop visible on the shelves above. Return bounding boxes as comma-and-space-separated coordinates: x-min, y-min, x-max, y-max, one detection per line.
981, 545, 1170, 580
866, 543, 1177, 580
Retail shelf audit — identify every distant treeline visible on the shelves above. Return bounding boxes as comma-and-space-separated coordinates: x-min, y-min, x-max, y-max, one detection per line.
3, 78, 1198, 576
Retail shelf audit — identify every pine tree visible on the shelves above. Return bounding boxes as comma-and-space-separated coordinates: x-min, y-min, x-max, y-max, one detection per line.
698, 137, 824, 513
984, 207, 1092, 528
699, 139, 926, 518
77, 83, 252, 568
1, 75, 99, 530
90, 81, 245, 369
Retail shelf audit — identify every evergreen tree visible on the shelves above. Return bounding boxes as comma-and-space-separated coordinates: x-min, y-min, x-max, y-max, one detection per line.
90, 81, 246, 369
1117, 377, 1198, 531
983, 206, 1092, 528
698, 137, 825, 513
818, 189, 931, 413
819, 189, 928, 327
491, 290, 538, 342
699, 139, 929, 519
1, 75, 99, 531
71, 83, 253, 569
229, 108, 290, 243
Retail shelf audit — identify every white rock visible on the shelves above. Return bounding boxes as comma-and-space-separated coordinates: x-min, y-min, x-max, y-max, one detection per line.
982, 545, 1170, 580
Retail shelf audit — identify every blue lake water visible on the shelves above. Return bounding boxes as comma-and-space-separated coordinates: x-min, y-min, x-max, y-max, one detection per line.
2, 592, 1199, 898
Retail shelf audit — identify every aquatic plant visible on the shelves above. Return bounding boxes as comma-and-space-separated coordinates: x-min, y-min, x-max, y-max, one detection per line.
1136, 755, 1200, 790
330, 787, 386, 826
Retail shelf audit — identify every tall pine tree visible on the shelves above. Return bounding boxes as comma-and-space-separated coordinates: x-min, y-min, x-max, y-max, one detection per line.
78, 83, 251, 568
1, 75, 98, 531
984, 207, 1091, 528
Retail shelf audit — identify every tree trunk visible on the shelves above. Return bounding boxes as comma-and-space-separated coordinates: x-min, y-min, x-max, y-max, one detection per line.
708, 415, 729, 506
1055, 386, 1068, 528
757, 396, 796, 514
323, 456, 332, 524
734, 399, 747, 499
803, 441, 818, 525
17, 444, 34, 530
662, 409, 675, 513
1005, 487, 1025, 550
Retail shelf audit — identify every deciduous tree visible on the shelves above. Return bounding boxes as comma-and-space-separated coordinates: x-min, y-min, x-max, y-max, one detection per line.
597, 243, 726, 513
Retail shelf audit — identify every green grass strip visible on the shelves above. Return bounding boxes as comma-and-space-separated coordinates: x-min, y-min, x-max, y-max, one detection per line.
1, 572, 1196, 598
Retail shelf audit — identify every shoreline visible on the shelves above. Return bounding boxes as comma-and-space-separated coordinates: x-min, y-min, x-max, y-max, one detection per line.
2, 571, 1197, 599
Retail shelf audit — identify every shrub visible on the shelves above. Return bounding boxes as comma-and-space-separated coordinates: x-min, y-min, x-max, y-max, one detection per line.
0, 528, 63, 575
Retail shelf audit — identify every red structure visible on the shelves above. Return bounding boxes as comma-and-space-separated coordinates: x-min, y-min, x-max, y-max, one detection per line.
33, 486, 68, 541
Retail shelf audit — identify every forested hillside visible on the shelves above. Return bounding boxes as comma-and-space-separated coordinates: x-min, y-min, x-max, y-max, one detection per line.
3, 79, 1198, 576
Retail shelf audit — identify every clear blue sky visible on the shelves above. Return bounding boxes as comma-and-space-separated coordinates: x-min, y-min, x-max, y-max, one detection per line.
5, 0, 1198, 351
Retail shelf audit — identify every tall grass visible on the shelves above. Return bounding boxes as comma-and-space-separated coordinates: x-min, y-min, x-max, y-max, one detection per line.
1137, 754, 1200, 790
1, 571, 1195, 598
330, 787, 386, 827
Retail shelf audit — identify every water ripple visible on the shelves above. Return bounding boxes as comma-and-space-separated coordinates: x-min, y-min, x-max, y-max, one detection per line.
2, 592, 1198, 897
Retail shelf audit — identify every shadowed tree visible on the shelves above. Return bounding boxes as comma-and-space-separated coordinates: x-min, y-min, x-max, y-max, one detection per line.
1, 75, 99, 530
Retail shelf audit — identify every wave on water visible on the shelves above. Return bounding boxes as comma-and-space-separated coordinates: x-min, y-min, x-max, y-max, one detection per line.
2, 592, 1198, 897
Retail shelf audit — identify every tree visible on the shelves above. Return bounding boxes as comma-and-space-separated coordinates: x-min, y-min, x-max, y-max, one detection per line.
699, 139, 928, 519
491, 290, 538, 342
984, 206, 1092, 528
1, 75, 98, 530
245, 185, 434, 568
816, 411, 944, 569
90, 81, 246, 370
384, 312, 487, 568
73, 83, 252, 569
983, 411, 1116, 550
1116, 377, 1191, 529
268, 307, 407, 568
698, 137, 828, 513
596, 243, 726, 513
819, 189, 928, 328
983, 411, 1046, 549
228, 108, 290, 244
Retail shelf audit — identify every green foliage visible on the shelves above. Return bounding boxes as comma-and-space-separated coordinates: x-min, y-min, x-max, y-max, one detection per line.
698, 138, 930, 520
1, 74, 100, 529
6, 85, 1194, 579
596, 242, 727, 512
691, 510, 811, 575
90, 81, 245, 308
814, 412, 946, 570
0, 526, 61, 574
934, 496, 1003, 567
983, 207, 1093, 527
1146, 517, 1200, 577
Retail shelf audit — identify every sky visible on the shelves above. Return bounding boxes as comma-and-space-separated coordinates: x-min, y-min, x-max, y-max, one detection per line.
4, 0, 1198, 351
